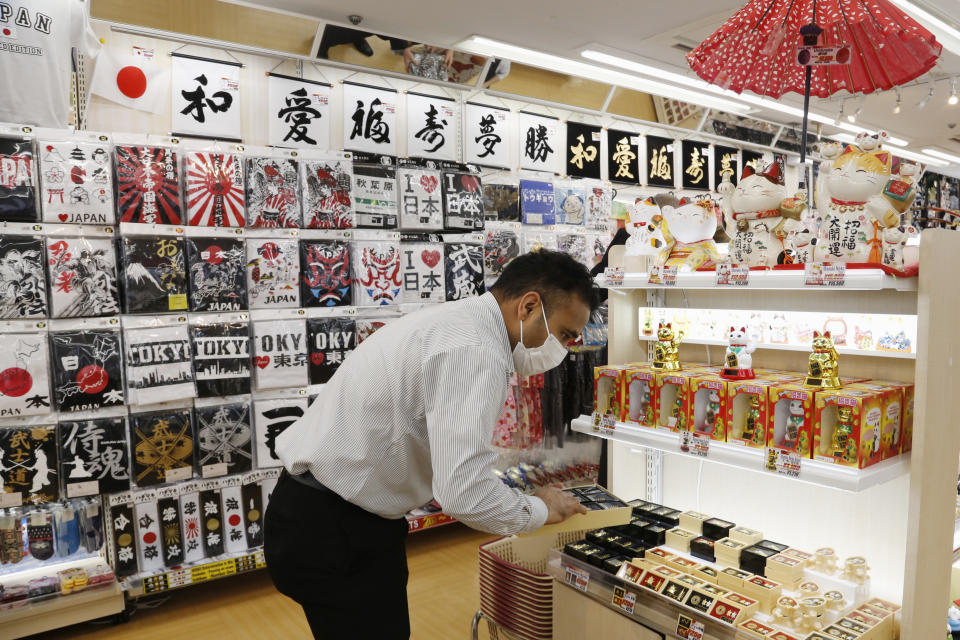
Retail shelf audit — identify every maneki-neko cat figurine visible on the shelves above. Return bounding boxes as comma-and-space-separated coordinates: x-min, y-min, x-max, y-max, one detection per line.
804, 331, 841, 389
656, 197, 722, 272
718, 160, 806, 267
740, 395, 764, 445
721, 326, 756, 380
652, 322, 683, 371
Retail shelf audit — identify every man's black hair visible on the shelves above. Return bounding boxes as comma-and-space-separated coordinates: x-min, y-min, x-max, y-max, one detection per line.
490, 249, 600, 312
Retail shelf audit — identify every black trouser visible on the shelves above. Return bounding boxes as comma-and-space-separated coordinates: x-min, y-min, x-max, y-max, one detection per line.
265, 470, 410, 639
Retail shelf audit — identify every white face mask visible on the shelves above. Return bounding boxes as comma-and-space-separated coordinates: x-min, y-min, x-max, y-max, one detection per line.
512, 302, 568, 376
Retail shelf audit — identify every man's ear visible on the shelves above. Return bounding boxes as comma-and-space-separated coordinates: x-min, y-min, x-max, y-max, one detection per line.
518, 291, 541, 320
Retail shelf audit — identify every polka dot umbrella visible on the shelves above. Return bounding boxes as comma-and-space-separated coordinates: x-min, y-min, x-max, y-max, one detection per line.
687, 0, 942, 160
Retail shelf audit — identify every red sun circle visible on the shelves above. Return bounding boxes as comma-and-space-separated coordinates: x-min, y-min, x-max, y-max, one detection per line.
77, 365, 108, 394
0, 368, 32, 397
204, 245, 224, 265
116, 66, 148, 99
2, 28, 11, 37
143, 532, 157, 544
228, 514, 242, 527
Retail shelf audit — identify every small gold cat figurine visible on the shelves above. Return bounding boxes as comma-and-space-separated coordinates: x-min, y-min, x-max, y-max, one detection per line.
804, 331, 841, 389
741, 395, 762, 443
652, 322, 683, 371
829, 406, 854, 459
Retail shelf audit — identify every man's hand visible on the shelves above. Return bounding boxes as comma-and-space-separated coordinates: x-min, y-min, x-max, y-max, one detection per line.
534, 486, 588, 525
403, 46, 415, 72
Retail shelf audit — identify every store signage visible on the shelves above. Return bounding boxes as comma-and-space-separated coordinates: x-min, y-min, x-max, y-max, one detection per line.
463, 102, 512, 169
680, 432, 710, 458
796, 44, 852, 66
171, 53, 243, 142
645, 135, 675, 188
405, 92, 457, 162
716, 262, 749, 286
565, 121, 602, 179
342, 82, 398, 156
564, 565, 590, 592
715, 145, 739, 187
518, 111, 563, 174
607, 128, 640, 185
0, 491, 22, 508
804, 262, 846, 286
681, 140, 711, 191
648, 264, 677, 286
267, 73, 331, 150
612, 586, 637, 615
766, 447, 801, 479
676, 613, 705, 640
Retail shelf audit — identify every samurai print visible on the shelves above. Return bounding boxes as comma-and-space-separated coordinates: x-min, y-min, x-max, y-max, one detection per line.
124, 325, 196, 406
186, 236, 247, 312
190, 322, 251, 398
39, 140, 114, 224
121, 235, 188, 313
0, 424, 58, 505
245, 156, 301, 228
300, 240, 352, 307
484, 227, 520, 286
442, 171, 484, 231
130, 408, 194, 487
58, 416, 130, 494
253, 397, 308, 468
110, 501, 138, 577
0, 135, 38, 222
0, 235, 47, 318
46, 235, 120, 318
301, 156, 354, 229
307, 317, 356, 384
401, 242, 445, 304
0, 332, 50, 417
50, 329, 125, 412
397, 167, 443, 230
184, 151, 245, 227
353, 241, 402, 307
246, 238, 300, 309
252, 319, 308, 390
115, 145, 183, 224
195, 401, 252, 475
445, 243, 484, 301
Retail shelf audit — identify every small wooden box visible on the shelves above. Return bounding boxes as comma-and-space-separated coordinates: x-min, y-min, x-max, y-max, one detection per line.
730, 526, 763, 546
665, 527, 697, 553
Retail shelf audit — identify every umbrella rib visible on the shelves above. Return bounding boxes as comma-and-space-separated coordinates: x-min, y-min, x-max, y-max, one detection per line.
753, 0, 780, 31
839, 3, 883, 93
856, 0, 889, 32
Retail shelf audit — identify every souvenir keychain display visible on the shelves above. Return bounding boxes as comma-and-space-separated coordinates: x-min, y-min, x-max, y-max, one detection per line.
114, 143, 183, 224
300, 235, 353, 307
400, 241, 445, 304
49, 326, 125, 412
445, 239, 485, 301
0, 232, 48, 318
0, 133, 38, 222
194, 399, 253, 476
301, 152, 354, 229
246, 236, 300, 309
190, 320, 251, 397
184, 149, 245, 227
0, 421, 59, 504
353, 159, 398, 229
129, 406, 194, 487
123, 320, 196, 406
484, 223, 521, 287
442, 170, 484, 231
38, 136, 115, 224
245, 151, 301, 228
251, 317, 309, 390
0, 328, 51, 417
306, 315, 356, 384
397, 165, 443, 230
46, 230, 121, 318
353, 236, 402, 307
185, 232, 247, 312
253, 395, 309, 468
121, 231, 188, 314
58, 414, 131, 495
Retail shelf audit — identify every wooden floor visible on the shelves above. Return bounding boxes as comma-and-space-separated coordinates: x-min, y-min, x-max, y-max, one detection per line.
28, 525, 501, 640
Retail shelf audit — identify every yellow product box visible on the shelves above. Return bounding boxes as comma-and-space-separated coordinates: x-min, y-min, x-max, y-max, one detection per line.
689, 373, 730, 441
593, 365, 630, 423
813, 388, 885, 468
623, 364, 656, 426
850, 380, 914, 457
767, 383, 816, 458
727, 378, 779, 448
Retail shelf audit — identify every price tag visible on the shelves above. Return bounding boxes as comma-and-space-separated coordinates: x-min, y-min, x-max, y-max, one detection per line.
612, 585, 637, 614
824, 263, 846, 286
0, 491, 22, 508
648, 265, 677, 286
804, 262, 825, 285
67, 480, 100, 498
602, 266, 624, 286
680, 432, 710, 457
564, 565, 590, 592
715, 262, 749, 286
132, 46, 155, 61
202, 463, 229, 478
765, 447, 801, 478
592, 411, 617, 434
676, 613, 705, 640
165, 467, 192, 483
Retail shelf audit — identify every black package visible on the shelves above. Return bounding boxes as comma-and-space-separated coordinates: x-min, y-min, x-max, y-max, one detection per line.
50, 329, 125, 412
27, 513, 54, 559
130, 408, 194, 487
157, 492, 184, 567
442, 171, 484, 231
300, 239, 353, 307
109, 501, 138, 578
58, 416, 131, 494
190, 322, 251, 397
245, 156, 300, 228
0, 135, 37, 222
121, 235, 188, 313
186, 236, 247, 312
690, 536, 716, 563
756, 539, 789, 554
444, 242, 483, 301
0, 424, 58, 504
198, 487, 224, 557
353, 164, 398, 229
242, 478, 264, 548
651, 506, 681, 528
602, 555, 629, 575
115, 145, 182, 224
589, 550, 613, 569
702, 517, 735, 541
195, 401, 253, 475
617, 519, 649, 541
609, 538, 644, 558
740, 544, 778, 576
640, 523, 667, 548
482, 183, 519, 222
0, 234, 47, 318
636, 503, 662, 520
307, 316, 356, 384
586, 529, 615, 549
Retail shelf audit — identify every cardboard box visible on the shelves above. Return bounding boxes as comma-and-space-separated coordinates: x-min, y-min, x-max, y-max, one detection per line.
593, 365, 630, 422
623, 365, 656, 426
520, 485, 631, 537
851, 380, 914, 458
689, 373, 731, 441
768, 383, 815, 458
654, 371, 691, 431
727, 379, 778, 448
813, 388, 885, 468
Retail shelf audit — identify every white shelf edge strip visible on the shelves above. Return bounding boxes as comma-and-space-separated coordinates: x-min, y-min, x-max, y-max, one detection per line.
598, 270, 917, 292
635, 336, 916, 360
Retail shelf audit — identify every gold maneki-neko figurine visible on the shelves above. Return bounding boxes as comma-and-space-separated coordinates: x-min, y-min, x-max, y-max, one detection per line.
804, 331, 841, 389
652, 322, 683, 371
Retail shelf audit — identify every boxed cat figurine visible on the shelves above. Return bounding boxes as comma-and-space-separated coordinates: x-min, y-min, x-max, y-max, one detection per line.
727, 379, 778, 448
624, 365, 656, 427
689, 373, 730, 441
593, 365, 630, 422
767, 383, 815, 458
850, 380, 913, 459
653, 371, 692, 431
813, 388, 884, 468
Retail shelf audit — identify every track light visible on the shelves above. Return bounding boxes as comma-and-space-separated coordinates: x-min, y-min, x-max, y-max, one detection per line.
838, 101, 846, 120
917, 85, 935, 109
893, 88, 902, 114
847, 99, 862, 123
949, 78, 958, 105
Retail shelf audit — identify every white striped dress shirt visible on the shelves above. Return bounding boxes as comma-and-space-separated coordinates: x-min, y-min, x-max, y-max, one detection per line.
276, 292, 549, 535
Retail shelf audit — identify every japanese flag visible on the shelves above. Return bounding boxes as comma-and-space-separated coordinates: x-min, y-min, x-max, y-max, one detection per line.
90, 48, 169, 114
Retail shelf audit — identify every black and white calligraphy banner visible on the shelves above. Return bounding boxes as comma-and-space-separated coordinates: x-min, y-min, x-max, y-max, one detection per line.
252, 319, 308, 390
134, 492, 164, 573
58, 416, 131, 495
463, 103, 511, 169
198, 486, 224, 557
124, 325, 196, 405
157, 487, 184, 567
178, 484, 205, 563
0, 331, 50, 418
39, 139, 115, 224
406, 92, 457, 162
220, 478, 247, 554
109, 499, 138, 577
444, 242, 484, 301
253, 396, 308, 468
171, 54, 242, 141
518, 111, 562, 174
267, 73, 331, 149
342, 82, 397, 156
191, 322, 251, 397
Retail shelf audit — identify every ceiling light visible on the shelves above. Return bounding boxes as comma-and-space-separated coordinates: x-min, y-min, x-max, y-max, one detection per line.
917, 85, 935, 109
893, 88, 902, 114
922, 148, 960, 164
459, 37, 751, 114
949, 78, 958, 105
891, 147, 950, 167
579, 48, 836, 125
888, 0, 960, 58
846, 99, 862, 123
833, 122, 908, 147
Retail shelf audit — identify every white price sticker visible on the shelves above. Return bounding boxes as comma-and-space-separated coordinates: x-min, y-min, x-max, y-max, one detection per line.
165, 467, 192, 483
805, 262, 845, 286
0, 491, 22, 507
201, 463, 229, 478
564, 566, 590, 592
804, 262, 825, 285
680, 432, 710, 457
765, 447, 801, 478
715, 262, 749, 286
612, 586, 637, 614
677, 613, 705, 639
132, 46, 155, 61
602, 266, 624, 286
648, 265, 677, 286
592, 411, 617, 434
67, 480, 100, 498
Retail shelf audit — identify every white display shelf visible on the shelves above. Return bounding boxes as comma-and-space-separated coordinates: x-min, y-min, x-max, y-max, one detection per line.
0, 580, 124, 640
571, 416, 910, 493
0, 553, 103, 587
599, 269, 917, 292
635, 335, 916, 360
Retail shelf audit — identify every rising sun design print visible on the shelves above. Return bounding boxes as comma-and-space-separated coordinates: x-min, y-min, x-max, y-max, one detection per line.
185, 151, 246, 227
